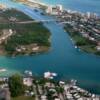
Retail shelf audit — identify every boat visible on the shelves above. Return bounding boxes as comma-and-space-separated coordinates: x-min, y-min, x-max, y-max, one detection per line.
52, 72, 57, 77
44, 71, 57, 79
24, 70, 32, 76
75, 46, 77, 49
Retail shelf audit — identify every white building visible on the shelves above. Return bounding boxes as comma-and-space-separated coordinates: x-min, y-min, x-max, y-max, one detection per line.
46, 5, 63, 15
46, 5, 53, 14
86, 12, 91, 18
56, 5, 63, 12
86, 12, 97, 19
23, 77, 33, 86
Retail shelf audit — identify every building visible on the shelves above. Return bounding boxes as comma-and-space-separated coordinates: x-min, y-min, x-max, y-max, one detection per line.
23, 77, 33, 86
46, 5, 63, 15
86, 12, 97, 19
56, 5, 63, 12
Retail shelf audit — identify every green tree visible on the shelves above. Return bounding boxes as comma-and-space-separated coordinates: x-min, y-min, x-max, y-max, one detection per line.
8, 74, 25, 97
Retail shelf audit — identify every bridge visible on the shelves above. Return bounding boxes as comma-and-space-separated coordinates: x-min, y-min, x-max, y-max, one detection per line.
11, 19, 70, 25
16, 19, 58, 24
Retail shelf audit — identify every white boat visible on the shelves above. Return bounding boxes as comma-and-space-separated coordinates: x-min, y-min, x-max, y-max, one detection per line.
24, 70, 32, 76
52, 73, 57, 77
44, 71, 57, 79
75, 46, 77, 49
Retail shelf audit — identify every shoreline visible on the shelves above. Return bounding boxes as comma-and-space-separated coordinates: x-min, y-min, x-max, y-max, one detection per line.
0, 8, 51, 56
12, 0, 48, 8
0, 0, 100, 95
64, 28, 100, 56
1, 72, 100, 98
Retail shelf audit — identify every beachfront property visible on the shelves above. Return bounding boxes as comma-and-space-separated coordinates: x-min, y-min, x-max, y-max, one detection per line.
0, 72, 100, 100
46, 5, 63, 15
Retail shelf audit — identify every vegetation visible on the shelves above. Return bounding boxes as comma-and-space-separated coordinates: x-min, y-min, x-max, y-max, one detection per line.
1, 8, 32, 21
11, 96, 34, 100
4, 22, 50, 54
55, 86, 64, 93
8, 74, 25, 97
0, 9, 51, 55
64, 24, 98, 54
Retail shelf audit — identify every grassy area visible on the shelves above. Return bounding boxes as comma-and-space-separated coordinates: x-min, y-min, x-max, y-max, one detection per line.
11, 96, 35, 100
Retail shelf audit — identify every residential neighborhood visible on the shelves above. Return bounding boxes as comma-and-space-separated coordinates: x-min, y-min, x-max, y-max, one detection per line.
45, 4, 100, 54
0, 72, 100, 100
0, 0, 100, 100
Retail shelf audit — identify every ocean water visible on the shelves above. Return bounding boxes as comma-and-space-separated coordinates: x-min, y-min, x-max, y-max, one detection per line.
41, 0, 100, 14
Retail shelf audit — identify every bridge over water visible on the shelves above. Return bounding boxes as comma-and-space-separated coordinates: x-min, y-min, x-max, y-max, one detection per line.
15, 19, 69, 24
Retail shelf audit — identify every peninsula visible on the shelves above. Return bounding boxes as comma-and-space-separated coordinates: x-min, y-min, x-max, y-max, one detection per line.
0, 8, 51, 56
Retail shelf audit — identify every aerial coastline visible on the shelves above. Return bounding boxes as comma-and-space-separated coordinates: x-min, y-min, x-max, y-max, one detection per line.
14, 0, 100, 56
0, 0, 100, 95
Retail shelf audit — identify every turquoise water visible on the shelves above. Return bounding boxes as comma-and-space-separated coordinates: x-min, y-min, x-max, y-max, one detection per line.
0, 0, 100, 94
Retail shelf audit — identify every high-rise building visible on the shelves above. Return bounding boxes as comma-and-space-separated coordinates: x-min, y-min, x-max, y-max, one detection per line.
46, 4, 63, 15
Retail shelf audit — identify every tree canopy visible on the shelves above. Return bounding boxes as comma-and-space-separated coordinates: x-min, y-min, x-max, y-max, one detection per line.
8, 74, 25, 97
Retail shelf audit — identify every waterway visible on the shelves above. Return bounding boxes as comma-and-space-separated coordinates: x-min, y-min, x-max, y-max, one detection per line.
0, 0, 100, 94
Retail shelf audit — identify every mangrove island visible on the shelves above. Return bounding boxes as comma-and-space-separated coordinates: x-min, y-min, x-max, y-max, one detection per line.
0, 8, 51, 56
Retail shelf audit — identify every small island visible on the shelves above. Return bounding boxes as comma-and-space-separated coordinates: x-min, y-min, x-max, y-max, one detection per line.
0, 8, 51, 56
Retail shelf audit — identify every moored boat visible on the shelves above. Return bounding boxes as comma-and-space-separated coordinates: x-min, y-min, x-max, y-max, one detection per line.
24, 70, 33, 76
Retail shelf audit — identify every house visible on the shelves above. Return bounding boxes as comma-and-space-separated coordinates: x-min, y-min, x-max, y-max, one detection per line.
23, 77, 33, 86
46, 5, 63, 15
